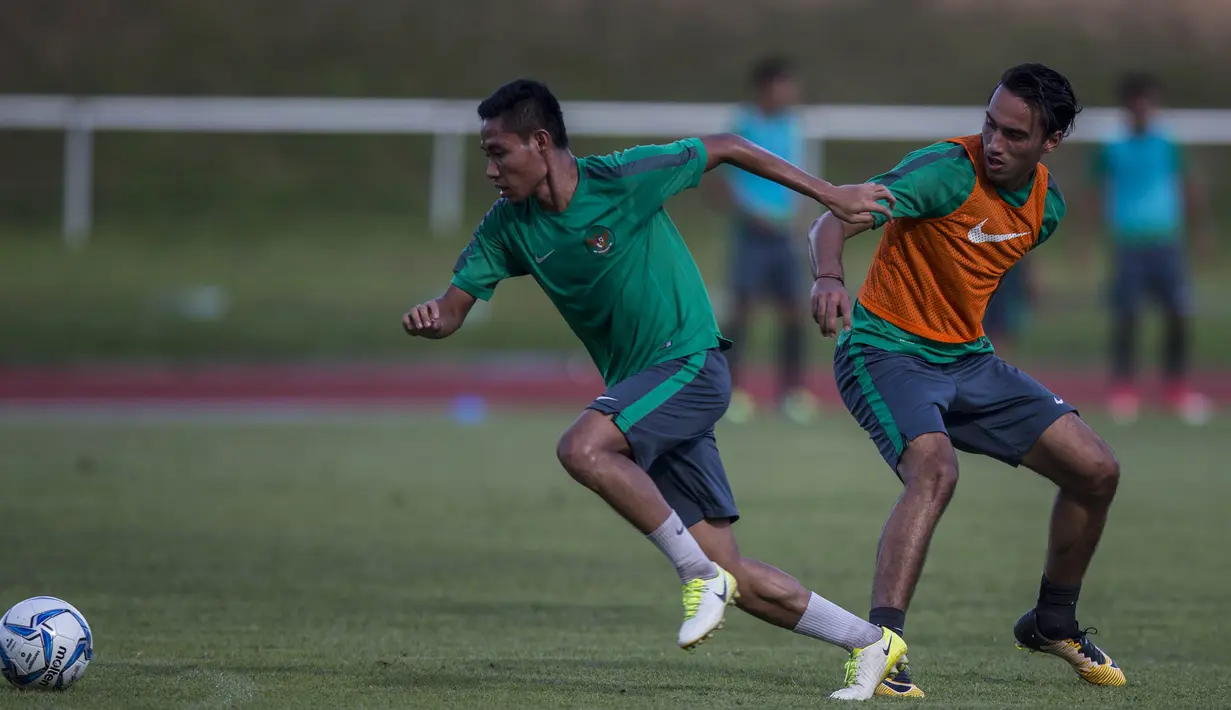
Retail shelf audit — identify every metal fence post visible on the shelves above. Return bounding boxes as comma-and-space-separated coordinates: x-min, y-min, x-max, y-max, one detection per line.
63, 103, 94, 248
429, 132, 465, 238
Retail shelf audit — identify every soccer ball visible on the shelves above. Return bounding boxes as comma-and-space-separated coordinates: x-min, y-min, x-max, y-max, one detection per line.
0, 596, 93, 690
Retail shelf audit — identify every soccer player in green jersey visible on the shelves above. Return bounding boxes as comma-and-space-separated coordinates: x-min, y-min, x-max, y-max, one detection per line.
404, 79, 907, 699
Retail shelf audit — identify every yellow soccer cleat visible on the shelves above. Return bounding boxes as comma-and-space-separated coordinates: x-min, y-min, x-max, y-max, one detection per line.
875, 663, 926, 698
1013, 610, 1126, 686
829, 627, 909, 701
781, 388, 820, 425
678, 566, 738, 650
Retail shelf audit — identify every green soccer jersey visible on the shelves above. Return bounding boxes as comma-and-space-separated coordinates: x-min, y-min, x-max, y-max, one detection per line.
451, 138, 729, 386
839, 141, 1067, 363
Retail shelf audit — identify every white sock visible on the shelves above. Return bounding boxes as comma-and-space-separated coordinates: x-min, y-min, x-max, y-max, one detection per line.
793, 592, 885, 651
645, 511, 718, 583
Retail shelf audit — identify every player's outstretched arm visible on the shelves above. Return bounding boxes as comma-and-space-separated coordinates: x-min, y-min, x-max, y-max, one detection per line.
698, 133, 895, 226
806, 212, 871, 337
402, 285, 477, 340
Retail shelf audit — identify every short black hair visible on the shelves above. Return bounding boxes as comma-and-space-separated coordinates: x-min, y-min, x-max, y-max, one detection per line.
750, 56, 794, 90
995, 63, 1082, 139
477, 79, 569, 149
1119, 72, 1160, 104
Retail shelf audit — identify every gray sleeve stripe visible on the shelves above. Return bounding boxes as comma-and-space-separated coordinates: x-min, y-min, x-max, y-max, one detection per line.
453, 198, 506, 273
585, 144, 699, 181
878, 144, 966, 187
452, 236, 477, 273
1046, 173, 1064, 202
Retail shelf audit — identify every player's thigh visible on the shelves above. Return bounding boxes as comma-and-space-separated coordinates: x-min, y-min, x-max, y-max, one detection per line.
765, 237, 805, 310
1146, 244, 1193, 317
945, 355, 1076, 467
730, 235, 781, 302
1021, 413, 1120, 495
833, 342, 955, 475
587, 349, 730, 473
1109, 246, 1148, 316
650, 431, 739, 528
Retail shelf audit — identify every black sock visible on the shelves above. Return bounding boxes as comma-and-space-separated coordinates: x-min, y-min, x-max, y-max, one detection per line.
1111, 312, 1137, 382
1163, 313, 1188, 381
1035, 575, 1081, 638
870, 606, 906, 638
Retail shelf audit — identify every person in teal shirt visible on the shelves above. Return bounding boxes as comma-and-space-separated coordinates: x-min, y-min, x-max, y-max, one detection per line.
1092, 72, 1212, 424
713, 57, 816, 424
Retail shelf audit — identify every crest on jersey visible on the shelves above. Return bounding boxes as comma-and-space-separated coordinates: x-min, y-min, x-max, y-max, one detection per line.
584, 226, 614, 255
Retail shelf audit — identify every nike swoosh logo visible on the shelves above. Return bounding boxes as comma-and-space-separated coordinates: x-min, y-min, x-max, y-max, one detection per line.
713, 576, 729, 602
674, 526, 685, 535
881, 635, 894, 655
534, 250, 555, 263
595, 396, 618, 403
967, 219, 1030, 244
1054, 396, 1065, 405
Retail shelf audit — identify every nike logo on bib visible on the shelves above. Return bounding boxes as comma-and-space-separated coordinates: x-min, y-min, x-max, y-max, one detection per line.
534, 250, 555, 263
967, 219, 1030, 244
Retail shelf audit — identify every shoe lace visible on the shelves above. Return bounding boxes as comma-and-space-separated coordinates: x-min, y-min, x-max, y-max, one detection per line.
1073, 626, 1107, 664
681, 579, 705, 621
841, 650, 862, 687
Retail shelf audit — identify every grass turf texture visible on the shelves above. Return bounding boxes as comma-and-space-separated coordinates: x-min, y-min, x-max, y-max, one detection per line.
4, 208, 1231, 368
2, 410, 1227, 708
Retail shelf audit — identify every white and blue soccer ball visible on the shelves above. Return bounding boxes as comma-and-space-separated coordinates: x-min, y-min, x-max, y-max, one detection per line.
0, 596, 93, 690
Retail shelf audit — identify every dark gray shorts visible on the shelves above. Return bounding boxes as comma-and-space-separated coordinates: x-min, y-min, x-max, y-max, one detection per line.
730, 219, 801, 303
1110, 243, 1192, 317
833, 342, 1076, 473
587, 349, 738, 526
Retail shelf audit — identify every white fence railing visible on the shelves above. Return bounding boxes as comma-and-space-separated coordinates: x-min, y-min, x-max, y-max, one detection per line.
4, 96, 1231, 246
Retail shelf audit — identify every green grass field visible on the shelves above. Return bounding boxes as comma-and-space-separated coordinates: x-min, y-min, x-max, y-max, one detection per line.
4, 208, 1231, 368
2, 409, 1228, 708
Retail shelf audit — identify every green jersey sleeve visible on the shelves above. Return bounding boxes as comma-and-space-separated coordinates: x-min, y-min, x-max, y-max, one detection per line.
1036, 175, 1068, 247
585, 138, 709, 221
867, 142, 976, 229
450, 200, 526, 301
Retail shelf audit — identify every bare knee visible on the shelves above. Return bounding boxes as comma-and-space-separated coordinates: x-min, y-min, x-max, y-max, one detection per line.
898, 433, 960, 506
1071, 444, 1120, 501
1027, 415, 1121, 502
556, 430, 602, 487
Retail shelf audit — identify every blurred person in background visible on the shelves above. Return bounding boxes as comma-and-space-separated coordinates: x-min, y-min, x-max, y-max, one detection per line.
1091, 72, 1213, 424
711, 57, 816, 424
981, 257, 1038, 362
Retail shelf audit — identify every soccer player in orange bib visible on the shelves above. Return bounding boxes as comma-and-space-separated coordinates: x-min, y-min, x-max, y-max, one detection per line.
808, 64, 1126, 697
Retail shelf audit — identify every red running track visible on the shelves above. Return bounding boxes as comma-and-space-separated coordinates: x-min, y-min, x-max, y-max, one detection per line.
1, 364, 1229, 410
